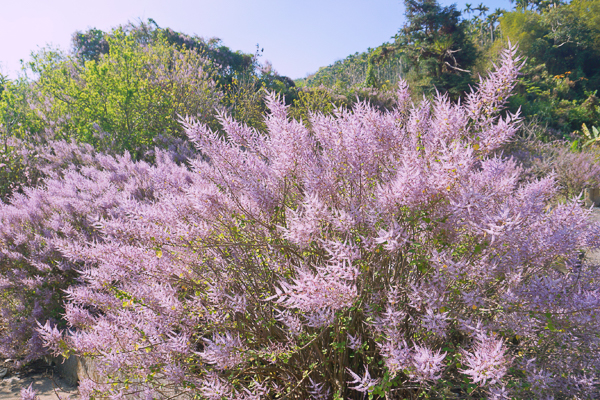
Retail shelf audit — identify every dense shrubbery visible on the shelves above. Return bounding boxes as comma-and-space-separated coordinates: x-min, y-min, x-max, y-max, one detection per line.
0, 139, 131, 360
2, 44, 600, 399
23, 31, 223, 158
0, 139, 41, 201
296, 50, 405, 90
505, 129, 600, 200
0, 20, 305, 206
0, 20, 298, 166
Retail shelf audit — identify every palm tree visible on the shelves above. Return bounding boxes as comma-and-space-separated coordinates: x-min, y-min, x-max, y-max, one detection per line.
464, 3, 473, 15
509, 0, 530, 10
487, 9, 504, 43
475, 3, 490, 15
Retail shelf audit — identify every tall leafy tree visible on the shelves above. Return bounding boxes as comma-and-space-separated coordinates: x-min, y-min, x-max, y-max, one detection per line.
496, 1, 600, 133
394, 0, 478, 97
26, 31, 223, 158
72, 20, 257, 81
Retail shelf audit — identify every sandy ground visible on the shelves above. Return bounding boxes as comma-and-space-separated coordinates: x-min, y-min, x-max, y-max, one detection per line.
586, 207, 600, 266
0, 360, 78, 400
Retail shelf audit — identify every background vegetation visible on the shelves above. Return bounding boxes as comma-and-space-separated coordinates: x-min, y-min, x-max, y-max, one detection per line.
2, 0, 600, 167
299, 0, 600, 139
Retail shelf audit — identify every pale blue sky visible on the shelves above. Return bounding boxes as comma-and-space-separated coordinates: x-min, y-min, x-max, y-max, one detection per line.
0, 0, 513, 80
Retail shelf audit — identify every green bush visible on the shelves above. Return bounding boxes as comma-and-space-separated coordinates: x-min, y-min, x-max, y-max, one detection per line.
24, 30, 223, 158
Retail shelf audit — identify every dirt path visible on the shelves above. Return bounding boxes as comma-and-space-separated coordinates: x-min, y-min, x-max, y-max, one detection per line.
586, 208, 600, 266
0, 360, 78, 400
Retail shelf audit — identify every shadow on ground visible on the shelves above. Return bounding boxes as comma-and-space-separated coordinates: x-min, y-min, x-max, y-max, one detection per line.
0, 360, 78, 400
587, 208, 600, 266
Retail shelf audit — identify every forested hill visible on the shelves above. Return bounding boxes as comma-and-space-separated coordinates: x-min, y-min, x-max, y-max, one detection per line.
295, 48, 404, 89
298, 0, 600, 137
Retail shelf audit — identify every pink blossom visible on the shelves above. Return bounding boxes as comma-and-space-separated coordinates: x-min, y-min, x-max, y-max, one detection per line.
20, 384, 39, 400
307, 378, 330, 400
197, 332, 246, 370
461, 333, 510, 385
410, 344, 446, 382
346, 366, 380, 393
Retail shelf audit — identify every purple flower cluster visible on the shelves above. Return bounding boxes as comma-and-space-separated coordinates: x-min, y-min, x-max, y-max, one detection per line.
1, 43, 600, 399
19, 384, 38, 400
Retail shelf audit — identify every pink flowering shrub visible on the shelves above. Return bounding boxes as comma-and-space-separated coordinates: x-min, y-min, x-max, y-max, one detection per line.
2, 43, 600, 399
506, 132, 600, 201
0, 143, 195, 363
20, 384, 39, 400
0, 137, 44, 202
0, 134, 110, 202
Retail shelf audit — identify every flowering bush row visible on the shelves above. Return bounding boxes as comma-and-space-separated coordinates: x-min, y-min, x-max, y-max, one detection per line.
505, 132, 600, 201
2, 44, 600, 399
0, 138, 175, 361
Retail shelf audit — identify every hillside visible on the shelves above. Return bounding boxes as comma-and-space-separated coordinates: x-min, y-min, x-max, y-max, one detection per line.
296, 47, 404, 89
297, 0, 600, 137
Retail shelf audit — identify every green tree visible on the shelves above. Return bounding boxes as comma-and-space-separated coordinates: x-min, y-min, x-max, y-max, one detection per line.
0, 76, 39, 141
72, 28, 110, 63
26, 30, 223, 158
493, 1, 600, 134
394, 0, 478, 97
